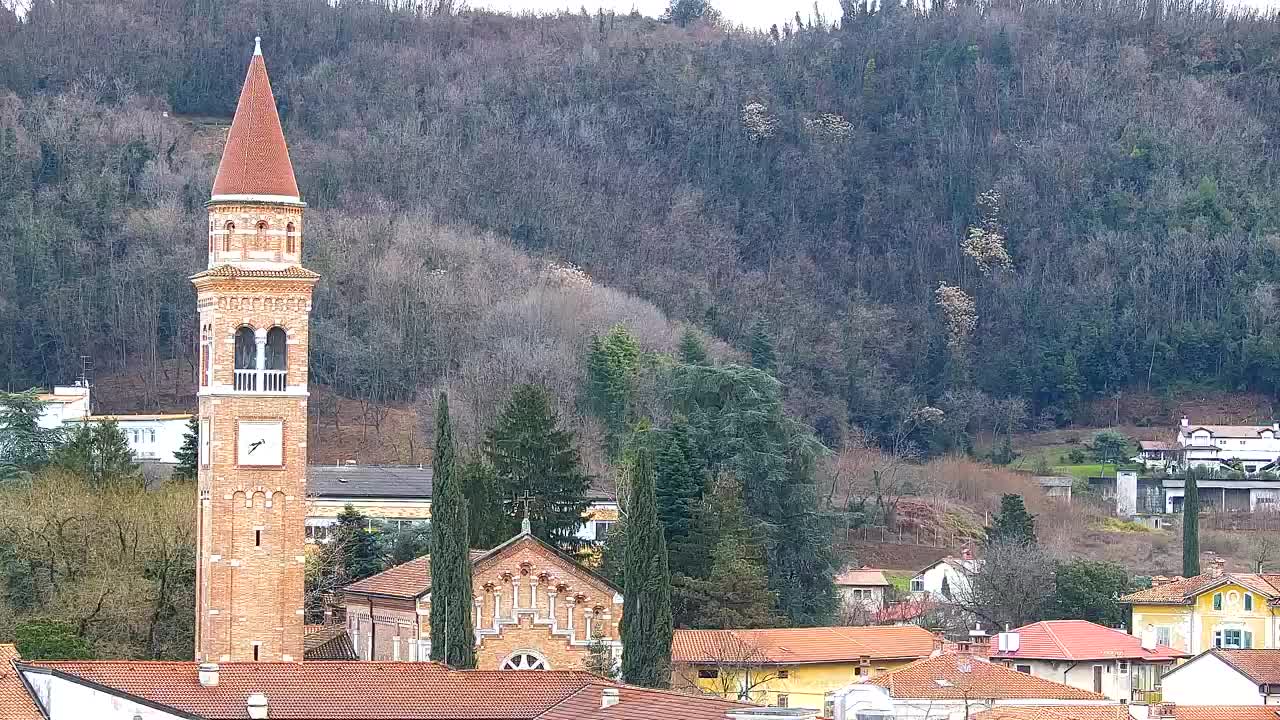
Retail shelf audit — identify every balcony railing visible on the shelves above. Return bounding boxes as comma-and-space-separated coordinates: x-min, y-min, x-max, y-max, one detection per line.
234, 369, 287, 392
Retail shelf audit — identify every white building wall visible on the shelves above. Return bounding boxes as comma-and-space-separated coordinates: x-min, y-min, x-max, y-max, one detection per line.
999, 659, 1133, 701
1161, 653, 1263, 705
22, 671, 189, 720
34, 386, 91, 429
108, 417, 190, 463
912, 561, 974, 602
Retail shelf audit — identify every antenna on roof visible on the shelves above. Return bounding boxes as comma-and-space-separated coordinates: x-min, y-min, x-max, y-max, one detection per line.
254, 36, 262, 56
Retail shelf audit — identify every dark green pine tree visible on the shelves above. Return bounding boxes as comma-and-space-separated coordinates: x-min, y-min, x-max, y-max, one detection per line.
655, 421, 703, 578
748, 320, 777, 372
619, 445, 673, 688
677, 328, 709, 365
769, 433, 837, 626
56, 419, 139, 486
460, 457, 507, 549
986, 493, 1037, 546
333, 505, 384, 582
595, 518, 627, 588
429, 393, 476, 668
484, 385, 591, 552
1184, 466, 1203, 576
585, 325, 640, 457
172, 416, 199, 481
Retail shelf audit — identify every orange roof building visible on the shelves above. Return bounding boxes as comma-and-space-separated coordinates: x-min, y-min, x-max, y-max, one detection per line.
15, 659, 751, 720
0, 646, 41, 720
671, 625, 937, 708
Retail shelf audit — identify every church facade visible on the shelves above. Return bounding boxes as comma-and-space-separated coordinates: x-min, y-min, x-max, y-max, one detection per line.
342, 529, 624, 671
193, 39, 315, 663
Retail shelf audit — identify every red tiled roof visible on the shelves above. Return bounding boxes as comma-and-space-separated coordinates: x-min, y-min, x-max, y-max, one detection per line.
873, 599, 938, 624
671, 625, 935, 665
1119, 573, 1280, 605
343, 550, 493, 599
211, 42, 300, 200
20, 660, 742, 719
1168, 708, 1280, 719
303, 625, 357, 661
0, 646, 41, 720
194, 264, 320, 280
972, 707, 1131, 720
1207, 648, 1280, 685
1139, 440, 1173, 451
834, 567, 890, 587
538, 684, 750, 720
990, 620, 1187, 662
869, 654, 1107, 700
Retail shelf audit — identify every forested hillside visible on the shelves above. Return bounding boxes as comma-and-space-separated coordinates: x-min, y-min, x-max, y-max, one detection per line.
4, 0, 1280, 455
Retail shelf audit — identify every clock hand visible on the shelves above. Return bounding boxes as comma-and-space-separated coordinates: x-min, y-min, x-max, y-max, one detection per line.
249, 439, 265, 454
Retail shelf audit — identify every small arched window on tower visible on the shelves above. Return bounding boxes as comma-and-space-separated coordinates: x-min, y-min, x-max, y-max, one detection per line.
286, 222, 296, 255
233, 326, 257, 391
255, 221, 269, 253
264, 327, 287, 392
223, 221, 235, 252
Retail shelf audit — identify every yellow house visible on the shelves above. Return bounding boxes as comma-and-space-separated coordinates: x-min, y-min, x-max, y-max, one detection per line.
1120, 566, 1280, 655
670, 625, 937, 712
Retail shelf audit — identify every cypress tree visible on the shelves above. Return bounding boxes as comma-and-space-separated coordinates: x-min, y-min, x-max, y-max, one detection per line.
172, 417, 199, 480
986, 493, 1037, 545
1184, 466, 1203, 576
620, 444, 673, 688
484, 385, 591, 552
429, 393, 476, 668
655, 421, 702, 577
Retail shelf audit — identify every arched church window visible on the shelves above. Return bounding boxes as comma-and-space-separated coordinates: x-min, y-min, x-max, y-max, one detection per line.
223, 221, 235, 252
234, 327, 256, 370
500, 651, 549, 671
286, 222, 296, 254
265, 327, 287, 371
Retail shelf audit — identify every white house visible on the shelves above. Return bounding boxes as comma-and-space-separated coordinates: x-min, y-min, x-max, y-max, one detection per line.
988, 621, 1187, 703
865, 653, 1118, 720
834, 567, 891, 614
80, 414, 192, 463
1160, 648, 1280, 706
33, 384, 91, 428
1175, 417, 1280, 474
910, 551, 980, 603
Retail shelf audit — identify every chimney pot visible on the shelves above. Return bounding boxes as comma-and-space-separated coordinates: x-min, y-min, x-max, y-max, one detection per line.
601, 687, 620, 709
1181, 416, 1189, 427
198, 662, 219, 688
247, 692, 269, 719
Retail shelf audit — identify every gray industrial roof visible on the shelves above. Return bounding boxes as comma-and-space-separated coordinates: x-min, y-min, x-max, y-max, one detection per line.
305, 464, 615, 501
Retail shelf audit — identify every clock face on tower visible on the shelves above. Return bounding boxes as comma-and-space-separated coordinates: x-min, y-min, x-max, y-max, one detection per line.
237, 420, 284, 466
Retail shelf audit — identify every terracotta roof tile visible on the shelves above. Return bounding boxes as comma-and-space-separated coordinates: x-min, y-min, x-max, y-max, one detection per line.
990, 620, 1187, 661
537, 683, 751, 720
834, 568, 890, 587
0, 646, 41, 720
1208, 648, 1280, 685
671, 625, 935, 665
869, 654, 1107, 700
211, 43, 300, 199
971, 707, 1132, 720
343, 550, 490, 599
1168, 708, 1280, 719
1120, 573, 1280, 604
303, 625, 357, 660
194, 264, 320, 280
1184, 425, 1276, 438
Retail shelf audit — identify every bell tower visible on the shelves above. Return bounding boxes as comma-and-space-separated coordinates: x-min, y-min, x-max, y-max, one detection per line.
192, 37, 316, 663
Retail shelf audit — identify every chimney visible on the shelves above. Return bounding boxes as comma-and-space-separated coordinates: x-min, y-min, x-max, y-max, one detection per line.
1181, 415, 1189, 427
1141, 624, 1157, 651
601, 688, 620, 709
1149, 703, 1177, 720
931, 629, 947, 657
961, 546, 973, 561
247, 692, 269, 719
1210, 557, 1226, 578
198, 662, 219, 688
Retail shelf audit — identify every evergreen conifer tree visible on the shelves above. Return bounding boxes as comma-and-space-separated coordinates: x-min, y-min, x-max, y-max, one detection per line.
1184, 466, 1203, 576
620, 445, 673, 688
675, 476, 779, 629
748, 321, 776, 372
585, 325, 640, 457
55, 419, 139, 486
769, 434, 837, 626
655, 421, 702, 577
429, 393, 476, 668
172, 417, 199, 480
460, 457, 507, 549
677, 328, 709, 365
0, 389, 63, 473
333, 505, 384, 581
484, 385, 591, 552
986, 493, 1037, 545
596, 518, 627, 588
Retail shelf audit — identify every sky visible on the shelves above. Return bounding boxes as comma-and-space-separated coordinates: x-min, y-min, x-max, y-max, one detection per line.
478, 0, 848, 29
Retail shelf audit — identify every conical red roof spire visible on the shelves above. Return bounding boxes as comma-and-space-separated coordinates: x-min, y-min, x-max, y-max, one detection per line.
211, 38, 300, 201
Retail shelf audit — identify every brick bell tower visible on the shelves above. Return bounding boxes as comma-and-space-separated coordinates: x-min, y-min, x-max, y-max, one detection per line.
192, 37, 316, 663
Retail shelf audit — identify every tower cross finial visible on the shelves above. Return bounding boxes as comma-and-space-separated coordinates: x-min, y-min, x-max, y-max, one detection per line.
254, 36, 262, 56
514, 491, 534, 535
